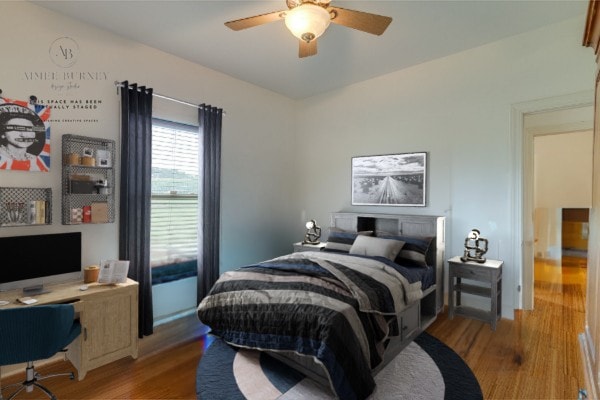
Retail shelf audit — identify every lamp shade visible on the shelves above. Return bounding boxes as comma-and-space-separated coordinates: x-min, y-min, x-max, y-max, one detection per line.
284, 3, 331, 43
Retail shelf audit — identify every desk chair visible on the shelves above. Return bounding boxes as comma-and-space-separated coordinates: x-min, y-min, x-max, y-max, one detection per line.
0, 304, 81, 400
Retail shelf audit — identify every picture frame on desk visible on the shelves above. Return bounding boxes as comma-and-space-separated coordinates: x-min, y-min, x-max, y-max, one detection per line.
98, 259, 130, 284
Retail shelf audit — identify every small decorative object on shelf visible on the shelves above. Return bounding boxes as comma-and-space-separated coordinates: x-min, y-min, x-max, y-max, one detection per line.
460, 228, 488, 263
95, 149, 111, 167
302, 219, 321, 244
83, 265, 100, 283
6, 201, 25, 224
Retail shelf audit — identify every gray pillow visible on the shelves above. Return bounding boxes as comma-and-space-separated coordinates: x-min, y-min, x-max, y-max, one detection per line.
349, 236, 405, 261
379, 234, 435, 268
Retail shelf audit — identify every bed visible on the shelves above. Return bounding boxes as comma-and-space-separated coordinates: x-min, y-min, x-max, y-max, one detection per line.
197, 212, 445, 400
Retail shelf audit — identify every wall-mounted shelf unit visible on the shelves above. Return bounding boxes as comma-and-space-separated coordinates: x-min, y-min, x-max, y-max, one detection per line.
0, 187, 52, 227
62, 134, 115, 225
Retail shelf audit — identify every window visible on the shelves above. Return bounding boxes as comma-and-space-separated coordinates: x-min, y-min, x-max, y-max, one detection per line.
150, 119, 199, 282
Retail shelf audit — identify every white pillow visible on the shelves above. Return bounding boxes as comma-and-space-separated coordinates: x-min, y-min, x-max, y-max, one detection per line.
349, 236, 405, 261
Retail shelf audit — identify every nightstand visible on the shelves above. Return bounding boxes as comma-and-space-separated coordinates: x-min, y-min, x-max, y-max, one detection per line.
293, 242, 327, 252
448, 255, 503, 331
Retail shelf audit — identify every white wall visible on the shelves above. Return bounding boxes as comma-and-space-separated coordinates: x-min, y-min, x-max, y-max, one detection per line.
292, 16, 596, 318
152, 277, 197, 325
534, 131, 593, 209
0, 2, 299, 320
0, 1, 300, 262
1, 3, 595, 321
533, 131, 593, 259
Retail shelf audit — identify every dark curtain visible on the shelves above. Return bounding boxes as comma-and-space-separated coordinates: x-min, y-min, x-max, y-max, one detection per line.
197, 104, 223, 303
119, 81, 153, 338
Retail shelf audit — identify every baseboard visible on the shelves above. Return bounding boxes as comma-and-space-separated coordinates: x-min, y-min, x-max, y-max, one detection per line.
153, 308, 197, 327
579, 330, 598, 399
138, 311, 209, 359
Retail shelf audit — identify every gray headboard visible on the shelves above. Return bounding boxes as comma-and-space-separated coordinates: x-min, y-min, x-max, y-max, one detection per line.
329, 212, 446, 313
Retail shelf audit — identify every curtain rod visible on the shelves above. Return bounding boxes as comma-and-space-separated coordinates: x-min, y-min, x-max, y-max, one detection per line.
114, 81, 225, 114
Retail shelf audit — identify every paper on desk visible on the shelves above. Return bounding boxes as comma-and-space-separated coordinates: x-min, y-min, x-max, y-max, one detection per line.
97, 260, 130, 284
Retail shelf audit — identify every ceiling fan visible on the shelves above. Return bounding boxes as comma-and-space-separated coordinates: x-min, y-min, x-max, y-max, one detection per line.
225, 0, 392, 58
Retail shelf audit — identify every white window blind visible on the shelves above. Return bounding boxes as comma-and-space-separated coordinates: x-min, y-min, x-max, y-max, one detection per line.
150, 119, 199, 268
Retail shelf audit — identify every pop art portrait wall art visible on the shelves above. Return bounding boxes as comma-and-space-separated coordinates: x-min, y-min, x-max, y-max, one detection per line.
0, 97, 51, 172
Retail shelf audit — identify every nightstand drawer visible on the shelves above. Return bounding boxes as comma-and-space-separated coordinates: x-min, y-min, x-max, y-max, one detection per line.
452, 265, 491, 280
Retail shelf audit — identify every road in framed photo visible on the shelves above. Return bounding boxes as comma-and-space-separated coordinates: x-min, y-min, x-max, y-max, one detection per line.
352, 152, 426, 206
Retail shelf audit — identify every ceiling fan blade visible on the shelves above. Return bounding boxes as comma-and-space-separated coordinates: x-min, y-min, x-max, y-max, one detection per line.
329, 6, 392, 35
225, 10, 286, 31
299, 39, 317, 58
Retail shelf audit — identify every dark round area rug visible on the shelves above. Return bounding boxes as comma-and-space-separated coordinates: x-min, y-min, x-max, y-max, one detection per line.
196, 332, 482, 400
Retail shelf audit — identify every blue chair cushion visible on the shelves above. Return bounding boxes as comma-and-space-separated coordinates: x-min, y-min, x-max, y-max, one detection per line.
0, 304, 82, 365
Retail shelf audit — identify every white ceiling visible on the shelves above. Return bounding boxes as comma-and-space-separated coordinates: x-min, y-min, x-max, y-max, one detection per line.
32, 0, 588, 99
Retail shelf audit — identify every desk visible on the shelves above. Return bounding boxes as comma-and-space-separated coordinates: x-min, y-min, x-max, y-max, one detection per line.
0, 279, 138, 380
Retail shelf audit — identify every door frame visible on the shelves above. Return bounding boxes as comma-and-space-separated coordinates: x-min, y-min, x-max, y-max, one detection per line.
510, 90, 593, 310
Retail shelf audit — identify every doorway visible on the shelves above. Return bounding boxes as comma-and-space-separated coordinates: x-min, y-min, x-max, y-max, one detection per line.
522, 106, 593, 309
562, 208, 590, 259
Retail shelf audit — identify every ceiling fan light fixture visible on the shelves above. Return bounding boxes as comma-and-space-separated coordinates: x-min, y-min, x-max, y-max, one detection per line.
284, 3, 331, 43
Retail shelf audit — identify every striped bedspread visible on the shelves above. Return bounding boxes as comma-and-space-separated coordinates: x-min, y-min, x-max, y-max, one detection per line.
197, 251, 424, 400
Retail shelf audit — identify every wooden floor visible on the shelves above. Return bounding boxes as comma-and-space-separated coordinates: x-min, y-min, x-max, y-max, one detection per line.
428, 255, 587, 399
0, 256, 587, 399
0, 314, 212, 400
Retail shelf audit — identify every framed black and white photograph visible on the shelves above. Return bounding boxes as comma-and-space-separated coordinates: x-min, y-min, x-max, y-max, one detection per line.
352, 152, 427, 206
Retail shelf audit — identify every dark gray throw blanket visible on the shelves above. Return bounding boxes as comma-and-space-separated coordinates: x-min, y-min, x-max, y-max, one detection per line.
197, 251, 423, 400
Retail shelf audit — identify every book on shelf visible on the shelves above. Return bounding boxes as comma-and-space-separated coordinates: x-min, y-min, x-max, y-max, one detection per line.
36, 200, 45, 224
28, 200, 48, 225
71, 208, 83, 224
82, 205, 92, 223
28, 201, 35, 224
91, 202, 108, 223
